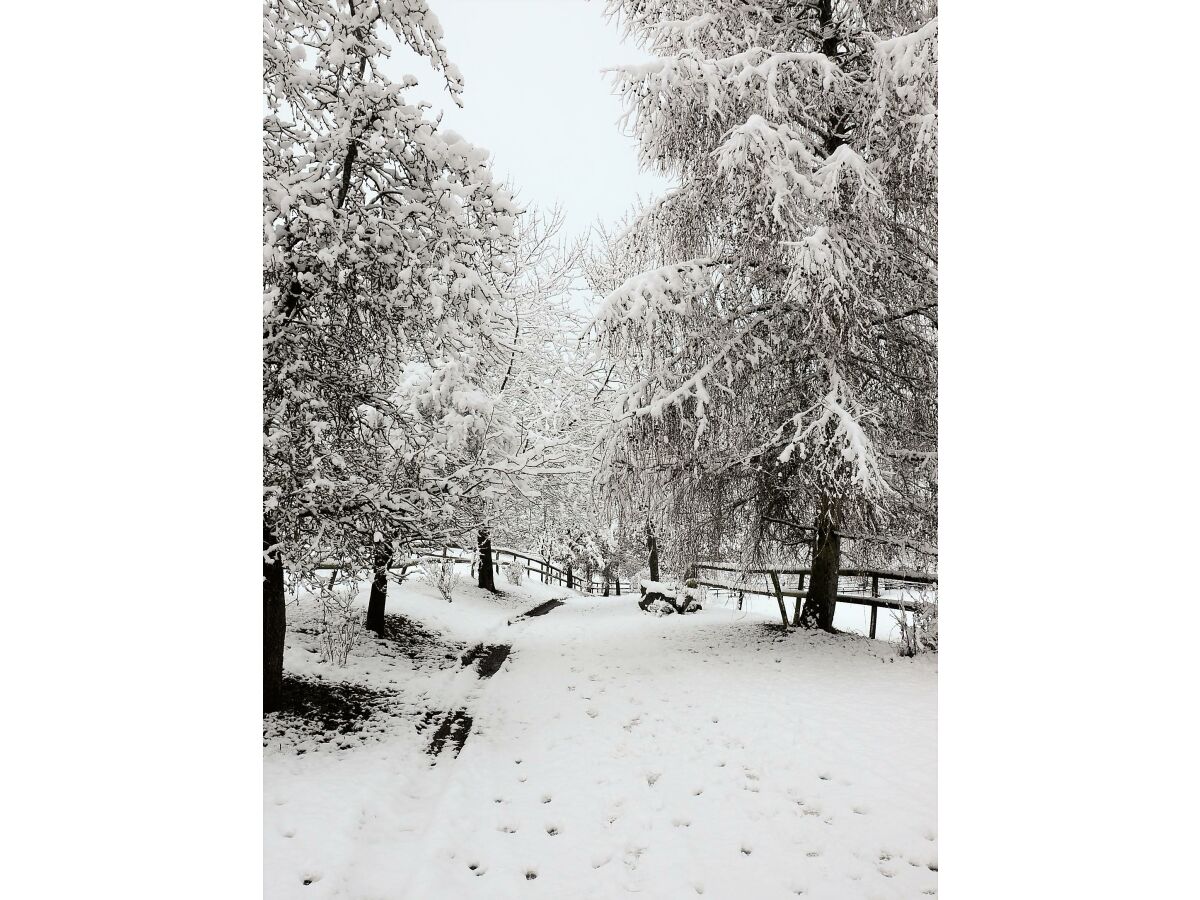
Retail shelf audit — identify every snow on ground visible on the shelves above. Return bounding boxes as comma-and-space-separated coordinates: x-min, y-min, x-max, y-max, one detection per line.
704, 585, 932, 644
265, 574, 937, 899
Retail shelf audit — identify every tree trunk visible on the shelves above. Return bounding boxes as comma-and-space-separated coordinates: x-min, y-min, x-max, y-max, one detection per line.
818, 0, 845, 160
365, 541, 392, 636
566, 563, 574, 590
798, 509, 840, 632
615, 578, 621, 596
647, 521, 660, 582
263, 520, 286, 713
477, 530, 496, 592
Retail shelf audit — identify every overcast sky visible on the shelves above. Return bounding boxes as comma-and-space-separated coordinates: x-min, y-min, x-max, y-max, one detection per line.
385, 0, 673, 244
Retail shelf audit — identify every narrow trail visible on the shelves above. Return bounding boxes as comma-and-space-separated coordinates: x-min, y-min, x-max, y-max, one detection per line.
266, 586, 936, 899
390, 594, 938, 899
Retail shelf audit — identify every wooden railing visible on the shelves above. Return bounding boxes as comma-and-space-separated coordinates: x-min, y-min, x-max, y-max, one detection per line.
693, 563, 937, 639
311, 548, 935, 633
315, 545, 631, 596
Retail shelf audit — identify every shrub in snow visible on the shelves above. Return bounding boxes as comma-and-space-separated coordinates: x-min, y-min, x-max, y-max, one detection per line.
420, 558, 460, 603
318, 583, 362, 668
894, 588, 938, 656
504, 561, 524, 585
915, 594, 938, 652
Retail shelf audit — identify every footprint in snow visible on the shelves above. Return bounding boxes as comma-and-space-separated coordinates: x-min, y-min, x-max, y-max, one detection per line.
498, 824, 518, 834
586, 708, 599, 718
467, 862, 486, 876
545, 824, 560, 835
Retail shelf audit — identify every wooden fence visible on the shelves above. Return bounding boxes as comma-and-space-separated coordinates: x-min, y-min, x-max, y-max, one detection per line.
316, 545, 632, 596
312, 549, 935, 637
693, 562, 937, 639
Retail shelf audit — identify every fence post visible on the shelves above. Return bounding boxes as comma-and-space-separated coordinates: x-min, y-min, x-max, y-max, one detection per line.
869, 575, 879, 639
768, 571, 789, 630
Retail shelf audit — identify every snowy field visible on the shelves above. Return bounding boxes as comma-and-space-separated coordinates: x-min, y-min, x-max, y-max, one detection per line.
265, 576, 937, 899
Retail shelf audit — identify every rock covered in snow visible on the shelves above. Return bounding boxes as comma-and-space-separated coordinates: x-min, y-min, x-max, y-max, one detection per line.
638, 579, 703, 614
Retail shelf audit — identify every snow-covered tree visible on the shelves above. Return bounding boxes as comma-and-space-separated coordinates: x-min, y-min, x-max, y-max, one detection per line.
592, 0, 938, 630
263, 0, 523, 709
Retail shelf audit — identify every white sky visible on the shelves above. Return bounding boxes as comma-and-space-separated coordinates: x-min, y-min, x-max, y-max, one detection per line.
384, 0, 673, 243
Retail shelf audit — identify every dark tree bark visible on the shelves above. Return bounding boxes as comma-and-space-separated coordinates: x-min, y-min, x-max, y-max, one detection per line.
566, 563, 574, 590
263, 520, 287, 713
818, 0, 846, 159
615, 578, 621, 596
477, 530, 496, 592
365, 541, 393, 636
646, 521, 660, 582
797, 507, 841, 631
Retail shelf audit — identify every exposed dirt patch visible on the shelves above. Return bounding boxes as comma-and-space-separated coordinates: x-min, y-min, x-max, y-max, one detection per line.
375, 613, 465, 667
423, 708, 474, 758
461, 643, 512, 678
518, 599, 565, 619
264, 675, 399, 746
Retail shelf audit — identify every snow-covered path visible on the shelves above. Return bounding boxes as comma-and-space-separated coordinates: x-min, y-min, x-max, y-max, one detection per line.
266, 587, 937, 899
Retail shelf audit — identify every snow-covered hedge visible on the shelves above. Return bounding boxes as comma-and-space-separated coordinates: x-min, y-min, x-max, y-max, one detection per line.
504, 562, 524, 586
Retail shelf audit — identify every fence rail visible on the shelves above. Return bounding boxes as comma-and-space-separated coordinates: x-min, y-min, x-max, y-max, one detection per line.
314, 545, 632, 596
694, 563, 936, 639
309, 549, 935, 637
